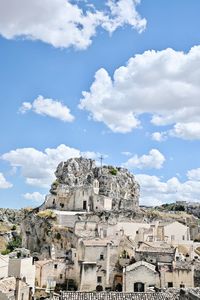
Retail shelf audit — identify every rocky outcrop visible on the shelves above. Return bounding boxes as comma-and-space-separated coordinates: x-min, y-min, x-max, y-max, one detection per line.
0, 208, 24, 225
50, 157, 140, 211
21, 209, 76, 258
21, 157, 141, 257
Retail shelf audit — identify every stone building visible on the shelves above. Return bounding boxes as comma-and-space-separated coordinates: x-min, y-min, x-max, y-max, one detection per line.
123, 261, 160, 292
0, 254, 9, 279
35, 259, 70, 288
158, 261, 194, 289
123, 260, 194, 292
21, 157, 200, 294
78, 238, 119, 291
43, 157, 140, 213
8, 249, 36, 293
135, 241, 176, 264
0, 277, 31, 300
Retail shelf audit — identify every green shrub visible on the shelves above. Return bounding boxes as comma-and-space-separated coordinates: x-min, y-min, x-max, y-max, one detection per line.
11, 225, 17, 231
7, 236, 22, 252
109, 168, 117, 175
1, 249, 10, 255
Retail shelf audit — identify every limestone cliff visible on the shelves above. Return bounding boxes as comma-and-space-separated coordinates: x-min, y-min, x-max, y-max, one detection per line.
49, 157, 140, 211
21, 157, 141, 258
21, 208, 75, 258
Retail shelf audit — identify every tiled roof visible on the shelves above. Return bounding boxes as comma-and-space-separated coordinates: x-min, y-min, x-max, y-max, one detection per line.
0, 277, 27, 294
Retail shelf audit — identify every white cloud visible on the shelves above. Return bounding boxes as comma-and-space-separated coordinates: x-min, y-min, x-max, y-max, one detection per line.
19, 102, 32, 114
136, 171, 200, 206
151, 131, 167, 142
79, 46, 200, 138
123, 149, 165, 170
187, 168, 200, 181
23, 192, 45, 203
19, 95, 74, 122
121, 151, 132, 156
170, 122, 200, 140
102, 0, 146, 33
0, 173, 12, 189
2, 144, 100, 188
0, 0, 146, 50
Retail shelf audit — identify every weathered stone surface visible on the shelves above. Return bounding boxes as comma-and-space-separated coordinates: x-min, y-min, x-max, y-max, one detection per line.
51, 157, 140, 211
21, 209, 76, 258
0, 208, 24, 225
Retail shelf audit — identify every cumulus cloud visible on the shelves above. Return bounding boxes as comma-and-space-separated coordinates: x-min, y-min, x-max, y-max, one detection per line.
151, 132, 167, 142
123, 149, 165, 170
1, 144, 101, 188
79, 46, 200, 138
19, 95, 74, 122
23, 192, 45, 203
187, 168, 200, 181
0, 173, 12, 189
136, 171, 200, 206
0, 0, 146, 50
169, 122, 200, 140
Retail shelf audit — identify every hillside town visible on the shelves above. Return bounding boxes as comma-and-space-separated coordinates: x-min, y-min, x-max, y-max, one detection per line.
0, 157, 200, 299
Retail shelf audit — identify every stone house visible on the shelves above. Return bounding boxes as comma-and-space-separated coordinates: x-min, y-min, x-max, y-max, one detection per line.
135, 241, 176, 264
0, 277, 31, 300
158, 261, 194, 288
0, 254, 9, 279
123, 260, 194, 292
123, 261, 160, 292
35, 259, 72, 288
8, 249, 36, 293
162, 221, 190, 243
78, 238, 120, 291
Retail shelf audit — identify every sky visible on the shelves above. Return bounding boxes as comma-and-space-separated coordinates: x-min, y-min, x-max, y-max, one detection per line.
1, 0, 200, 208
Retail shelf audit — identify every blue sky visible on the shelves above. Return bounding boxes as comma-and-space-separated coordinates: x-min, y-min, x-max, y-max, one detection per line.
1, 0, 200, 208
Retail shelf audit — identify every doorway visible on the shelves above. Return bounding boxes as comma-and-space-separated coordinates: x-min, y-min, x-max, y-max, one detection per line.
83, 201, 87, 210
134, 282, 144, 292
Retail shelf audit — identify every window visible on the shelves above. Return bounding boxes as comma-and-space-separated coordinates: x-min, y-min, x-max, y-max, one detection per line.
21, 294, 24, 300
83, 201, 87, 210
100, 254, 104, 260
60, 274, 63, 279
97, 276, 102, 283
54, 264, 58, 269
168, 282, 173, 288
171, 235, 175, 241
182, 235, 185, 240
180, 284, 185, 288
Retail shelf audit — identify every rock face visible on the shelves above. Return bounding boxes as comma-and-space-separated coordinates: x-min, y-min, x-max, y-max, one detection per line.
48, 157, 140, 211
21, 157, 140, 257
21, 209, 75, 258
0, 208, 24, 225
